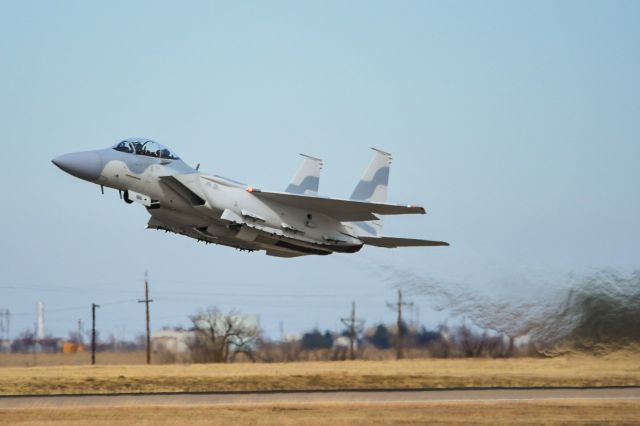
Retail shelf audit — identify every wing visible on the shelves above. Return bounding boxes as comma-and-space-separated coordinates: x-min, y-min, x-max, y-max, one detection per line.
359, 236, 449, 248
250, 189, 426, 222
158, 175, 206, 206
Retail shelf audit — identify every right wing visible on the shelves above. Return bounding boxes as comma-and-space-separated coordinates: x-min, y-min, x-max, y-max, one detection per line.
251, 189, 426, 222
358, 236, 449, 248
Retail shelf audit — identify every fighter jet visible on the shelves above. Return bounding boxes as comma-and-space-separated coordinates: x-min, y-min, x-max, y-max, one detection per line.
52, 139, 448, 257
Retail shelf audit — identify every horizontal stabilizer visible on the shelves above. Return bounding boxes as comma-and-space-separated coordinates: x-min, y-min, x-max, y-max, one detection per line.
359, 236, 449, 248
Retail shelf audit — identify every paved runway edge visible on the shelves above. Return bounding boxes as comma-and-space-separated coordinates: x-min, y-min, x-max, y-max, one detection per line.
1, 385, 640, 399
1, 387, 640, 409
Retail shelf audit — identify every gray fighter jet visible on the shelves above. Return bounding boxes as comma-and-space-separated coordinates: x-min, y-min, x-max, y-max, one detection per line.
52, 139, 448, 257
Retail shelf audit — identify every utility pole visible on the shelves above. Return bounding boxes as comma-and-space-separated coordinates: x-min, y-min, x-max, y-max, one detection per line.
6, 309, 9, 342
340, 301, 364, 360
91, 303, 100, 365
138, 271, 153, 365
0, 309, 9, 342
77, 319, 83, 346
76, 319, 83, 365
387, 289, 413, 360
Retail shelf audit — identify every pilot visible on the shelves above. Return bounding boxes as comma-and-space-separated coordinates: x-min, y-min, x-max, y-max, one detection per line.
131, 141, 143, 154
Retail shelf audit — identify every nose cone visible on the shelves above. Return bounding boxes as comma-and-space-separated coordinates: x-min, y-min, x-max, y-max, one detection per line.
52, 151, 103, 182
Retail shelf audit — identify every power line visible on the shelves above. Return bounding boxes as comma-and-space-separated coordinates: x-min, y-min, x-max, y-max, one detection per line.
99, 299, 138, 307
4, 300, 137, 317
0, 284, 379, 299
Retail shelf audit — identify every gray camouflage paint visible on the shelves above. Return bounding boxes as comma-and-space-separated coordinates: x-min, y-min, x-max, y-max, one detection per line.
285, 175, 320, 195
349, 166, 390, 201
285, 154, 323, 196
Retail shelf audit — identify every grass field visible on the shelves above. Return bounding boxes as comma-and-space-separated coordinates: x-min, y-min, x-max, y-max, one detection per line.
0, 351, 147, 367
0, 350, 639, 395
1, 401, 639, 425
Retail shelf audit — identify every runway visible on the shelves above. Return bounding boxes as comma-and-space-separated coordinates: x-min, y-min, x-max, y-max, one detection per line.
1, 387, 639, 408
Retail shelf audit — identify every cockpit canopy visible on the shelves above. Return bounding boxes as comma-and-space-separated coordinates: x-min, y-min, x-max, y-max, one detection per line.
113, 138, 180, 160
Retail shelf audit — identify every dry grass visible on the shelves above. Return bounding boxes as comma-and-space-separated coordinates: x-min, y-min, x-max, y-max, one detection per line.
0, 350, 639, 395
1, 401, 639, 425
0, 352, 147, 367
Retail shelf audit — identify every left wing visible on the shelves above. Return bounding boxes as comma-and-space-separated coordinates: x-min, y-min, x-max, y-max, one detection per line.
158, 175, 206, 206
250, 189, 426, 222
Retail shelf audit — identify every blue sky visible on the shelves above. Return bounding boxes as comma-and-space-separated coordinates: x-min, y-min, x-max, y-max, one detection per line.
0, 1, 638, 341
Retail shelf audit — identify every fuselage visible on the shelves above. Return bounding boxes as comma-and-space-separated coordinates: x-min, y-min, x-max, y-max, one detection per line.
53, 139, 363, 257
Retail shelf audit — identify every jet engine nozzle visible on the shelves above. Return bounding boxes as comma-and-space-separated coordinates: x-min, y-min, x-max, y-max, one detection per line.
52, 151, 103, 182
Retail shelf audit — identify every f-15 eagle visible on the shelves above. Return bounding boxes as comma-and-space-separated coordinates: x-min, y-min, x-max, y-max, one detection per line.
53, 139, 448, 258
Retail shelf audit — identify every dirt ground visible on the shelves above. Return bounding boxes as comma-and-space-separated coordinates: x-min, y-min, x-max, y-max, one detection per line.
1, 401, 639, 425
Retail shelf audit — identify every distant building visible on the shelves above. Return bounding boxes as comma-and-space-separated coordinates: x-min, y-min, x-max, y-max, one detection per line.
333, 335, 357, 350
282, 333, 302, 343
151, 330, 193, 354
62, 341, 86, 353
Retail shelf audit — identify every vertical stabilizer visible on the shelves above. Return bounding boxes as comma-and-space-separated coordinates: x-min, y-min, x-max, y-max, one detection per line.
349, 148, 392, 236
350, 148, 392, 203
285, 154, 323, 196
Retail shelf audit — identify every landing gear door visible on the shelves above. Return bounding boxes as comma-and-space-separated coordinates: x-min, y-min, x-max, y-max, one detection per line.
126, 190, 159, 209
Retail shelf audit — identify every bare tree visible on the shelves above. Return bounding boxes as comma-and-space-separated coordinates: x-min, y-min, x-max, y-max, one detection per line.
456, 324, 483, 357
188, 307, 261, 363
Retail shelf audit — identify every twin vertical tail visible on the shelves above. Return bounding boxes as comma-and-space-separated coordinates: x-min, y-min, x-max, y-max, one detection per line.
349, 148, 392, 237
285, 154, 323, 196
